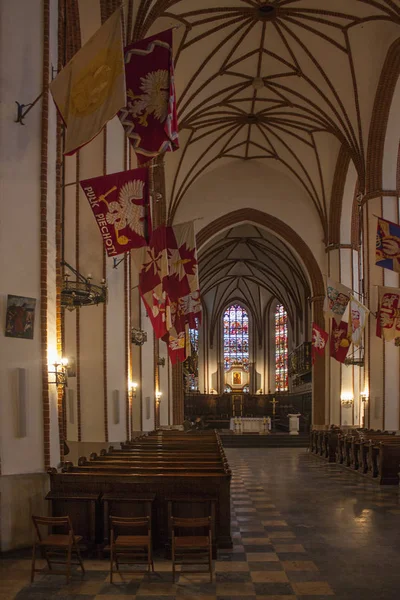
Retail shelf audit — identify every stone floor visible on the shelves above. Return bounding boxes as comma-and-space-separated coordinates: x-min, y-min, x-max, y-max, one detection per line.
2, 448, 400, 599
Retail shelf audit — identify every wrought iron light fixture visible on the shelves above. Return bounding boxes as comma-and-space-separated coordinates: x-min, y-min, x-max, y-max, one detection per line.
131, 327, 147, 346
61, 261, 107, 311
49, 358, 68, 388
344, 347, 364, 367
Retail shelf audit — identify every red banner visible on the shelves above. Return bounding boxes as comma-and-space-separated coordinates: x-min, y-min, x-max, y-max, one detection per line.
119, 29, 179, 162
133, 221, 202, 359
162, 222, 202, 363
133, 226, 170, 339
80, 168, 150, 257
311, 322, 329, 365
376, 286, 400, 341
330, 321, 350, 363
164, 324, 191, 365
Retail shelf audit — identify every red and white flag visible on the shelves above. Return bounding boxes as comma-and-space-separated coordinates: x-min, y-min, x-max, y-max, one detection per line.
134, 226, 170, 339
330, 321, 350, 363
311, 322, 328, 365
80, 167, 150, 257
376, 286, 400, 341
162, 222, 202, 364
119, 29, 179, 163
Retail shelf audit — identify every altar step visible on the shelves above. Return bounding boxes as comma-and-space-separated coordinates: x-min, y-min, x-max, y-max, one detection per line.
220, 433, 309, 448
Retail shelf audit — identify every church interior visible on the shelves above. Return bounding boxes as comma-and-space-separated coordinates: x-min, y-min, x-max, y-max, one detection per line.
1, 0, 400, 598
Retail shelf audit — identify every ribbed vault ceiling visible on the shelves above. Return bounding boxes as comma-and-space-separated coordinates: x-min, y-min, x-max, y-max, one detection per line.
198, 224, 311, 341
128, 0, 400, 235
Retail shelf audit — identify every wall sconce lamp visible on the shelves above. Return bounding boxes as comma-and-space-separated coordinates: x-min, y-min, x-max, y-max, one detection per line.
340, 392, 354, 407
129, 381, 138, 397
157, 357, 166, 367
49, 358, 69, 388
155, 391, 162, 401
360, 389, 369, 403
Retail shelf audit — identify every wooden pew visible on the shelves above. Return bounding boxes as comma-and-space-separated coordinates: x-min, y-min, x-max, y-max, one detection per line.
47, 430, 232, 552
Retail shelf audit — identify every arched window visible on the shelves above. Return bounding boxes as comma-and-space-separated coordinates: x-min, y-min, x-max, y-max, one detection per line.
223, 304, 249, 371
184, 318, 199, 391
275, 304, 288, 391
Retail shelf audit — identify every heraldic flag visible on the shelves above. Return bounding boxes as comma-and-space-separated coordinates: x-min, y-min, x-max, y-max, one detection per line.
376, 217, 400, 273
133, 221, 201, 361
119, 29, 179, 162
324, 278, 351, 324
162, 222, 202, 364
80, 167, 151, 257
311, 322, 328, 365
330, 321, 350, 363
376, 286, 400, 341
50, 10, 125, 156
134, 227, 170, 340
349, 295, 369, 347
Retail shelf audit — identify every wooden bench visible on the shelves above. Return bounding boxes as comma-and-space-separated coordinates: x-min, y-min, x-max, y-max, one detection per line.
47, 430, 232, 553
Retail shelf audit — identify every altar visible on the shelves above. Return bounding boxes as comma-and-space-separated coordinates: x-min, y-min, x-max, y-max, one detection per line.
229, 417, 270, 433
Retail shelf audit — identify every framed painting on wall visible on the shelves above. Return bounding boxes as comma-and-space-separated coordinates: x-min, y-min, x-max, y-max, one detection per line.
233, 371, 242, 385
5, 295, 36, 340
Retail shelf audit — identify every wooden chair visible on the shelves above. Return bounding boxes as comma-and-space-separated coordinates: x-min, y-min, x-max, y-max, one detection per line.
109, 516, 154, 582
171, 516, 213, 583
31, 515, 85, 584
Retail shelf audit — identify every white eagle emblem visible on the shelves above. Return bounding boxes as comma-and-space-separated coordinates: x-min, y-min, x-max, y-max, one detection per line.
127, 69, 169, 126
105, 179, 145, 241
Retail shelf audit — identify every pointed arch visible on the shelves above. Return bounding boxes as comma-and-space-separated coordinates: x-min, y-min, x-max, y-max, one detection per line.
197, 208, 326, 425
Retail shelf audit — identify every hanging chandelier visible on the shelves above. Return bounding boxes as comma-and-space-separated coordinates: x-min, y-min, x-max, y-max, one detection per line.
61, 261, 107, 311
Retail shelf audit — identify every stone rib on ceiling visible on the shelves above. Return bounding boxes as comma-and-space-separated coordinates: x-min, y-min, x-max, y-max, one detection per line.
129, 1, 400, 235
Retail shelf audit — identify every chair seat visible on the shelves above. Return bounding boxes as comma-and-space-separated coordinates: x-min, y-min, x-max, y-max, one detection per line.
175, 536, 209, 548
115, 535, 149, 547
39, 534, 82, 547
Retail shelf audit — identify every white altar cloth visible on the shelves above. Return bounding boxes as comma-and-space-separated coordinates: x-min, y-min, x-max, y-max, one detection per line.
230, 417, 266, 433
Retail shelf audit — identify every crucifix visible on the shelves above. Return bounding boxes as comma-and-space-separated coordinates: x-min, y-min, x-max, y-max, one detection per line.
270, 396, 279, 433
270, 397, 279, 415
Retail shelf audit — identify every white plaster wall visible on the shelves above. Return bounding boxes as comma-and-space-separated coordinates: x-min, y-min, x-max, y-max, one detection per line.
383, 197, 400, 430
106, 118, 127, 442
340, 162, 358, 245
63, 155, 78, 441
0, 0, 45, 474
328, 250, 341, 427
340, 248, 354, 427
365, 199, 385, 429
106, 255, 126, 442
131, 270, 142, 430
78, 134, 106, 442
382, 77, 400, 190
175, 161, 326, 274
140, 300, 155, 431
48, 0, 60, 466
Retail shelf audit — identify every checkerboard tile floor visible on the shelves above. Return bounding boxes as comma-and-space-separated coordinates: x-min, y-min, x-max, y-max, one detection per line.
3, 448, 400, 599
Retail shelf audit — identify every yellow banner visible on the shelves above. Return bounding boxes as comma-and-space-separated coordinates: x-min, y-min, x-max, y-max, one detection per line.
50, 9, 125, 155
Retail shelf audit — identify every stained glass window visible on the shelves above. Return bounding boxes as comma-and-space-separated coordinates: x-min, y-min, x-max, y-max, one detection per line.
275, 304, 288, 391
185, 319, 199, 391
223, 304, 249, 372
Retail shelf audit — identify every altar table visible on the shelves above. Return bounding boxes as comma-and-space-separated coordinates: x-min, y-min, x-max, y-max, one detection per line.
229, 417, 269, 433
